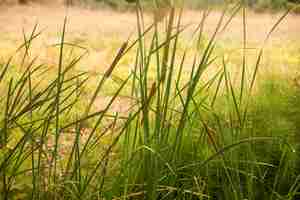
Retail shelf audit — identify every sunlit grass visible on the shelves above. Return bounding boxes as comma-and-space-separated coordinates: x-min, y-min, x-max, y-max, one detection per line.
0, 1, 299, 200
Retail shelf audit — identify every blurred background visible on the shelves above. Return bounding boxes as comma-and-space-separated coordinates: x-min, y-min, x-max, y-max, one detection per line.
0, 0, 300, 12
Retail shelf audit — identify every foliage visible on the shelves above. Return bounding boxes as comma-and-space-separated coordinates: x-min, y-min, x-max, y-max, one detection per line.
2, 0, 300, 13
0, 2, 299, 200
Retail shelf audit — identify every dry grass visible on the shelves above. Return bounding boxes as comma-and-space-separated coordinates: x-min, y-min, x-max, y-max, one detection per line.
1, 4, 299, 42
0, 4, 299, 112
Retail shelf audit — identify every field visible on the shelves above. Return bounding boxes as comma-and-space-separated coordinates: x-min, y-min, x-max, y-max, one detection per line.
0, 3, 300, 200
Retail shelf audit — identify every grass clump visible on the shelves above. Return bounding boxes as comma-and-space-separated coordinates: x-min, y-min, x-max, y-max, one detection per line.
0, 1, 300, 200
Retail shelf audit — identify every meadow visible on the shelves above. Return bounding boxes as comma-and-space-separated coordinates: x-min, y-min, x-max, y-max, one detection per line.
0, 2, 300, 199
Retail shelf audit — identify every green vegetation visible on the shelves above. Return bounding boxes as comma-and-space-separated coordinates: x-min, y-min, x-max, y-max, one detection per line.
93, 0, 300, 12
0, 1, 300, 200
90, 0, 300, 11
82, 0, 300, 15
3, 0, 300, 13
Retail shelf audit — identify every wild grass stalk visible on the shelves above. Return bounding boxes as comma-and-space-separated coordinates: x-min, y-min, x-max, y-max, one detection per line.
0, 1, 299, 200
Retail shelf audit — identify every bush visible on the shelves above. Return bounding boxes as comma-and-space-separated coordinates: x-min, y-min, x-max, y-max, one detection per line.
252, 0, 287, 11
287, 2, 300, 13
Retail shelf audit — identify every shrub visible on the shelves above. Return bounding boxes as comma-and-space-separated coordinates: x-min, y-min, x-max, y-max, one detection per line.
287, 2, 300, 13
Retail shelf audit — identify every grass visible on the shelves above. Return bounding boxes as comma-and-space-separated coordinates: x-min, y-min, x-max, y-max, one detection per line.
0, 1, 300, 200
